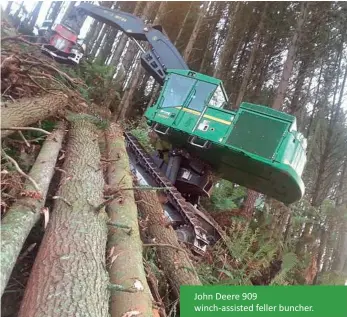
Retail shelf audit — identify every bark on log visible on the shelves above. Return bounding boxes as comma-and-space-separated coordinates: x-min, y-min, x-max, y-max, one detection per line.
105, 123, 153, 317
135, 190, 202, 298
0, 122, 66, 297
18, 120, 109, 317
1, 94, 69, 138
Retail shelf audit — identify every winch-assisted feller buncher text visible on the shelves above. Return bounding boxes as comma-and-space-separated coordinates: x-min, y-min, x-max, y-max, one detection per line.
38, 3, 308, 255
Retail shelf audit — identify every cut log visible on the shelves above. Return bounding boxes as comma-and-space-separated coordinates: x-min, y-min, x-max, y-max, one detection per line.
135, 190, 202, 298
1, 94, 69, 138
18, 119, 109, 317
0, 121, 66, 297
105, 123, 153, 317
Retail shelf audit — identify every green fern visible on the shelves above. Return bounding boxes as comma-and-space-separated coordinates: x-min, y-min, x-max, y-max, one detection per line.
270, 252, 298, 285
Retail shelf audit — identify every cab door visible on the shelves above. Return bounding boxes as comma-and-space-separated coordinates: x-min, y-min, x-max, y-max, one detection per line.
152, 74, 196, 128
177, 81, 216, 134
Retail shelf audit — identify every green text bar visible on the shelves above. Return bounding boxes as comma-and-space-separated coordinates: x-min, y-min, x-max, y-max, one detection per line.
180, 286, 347, 317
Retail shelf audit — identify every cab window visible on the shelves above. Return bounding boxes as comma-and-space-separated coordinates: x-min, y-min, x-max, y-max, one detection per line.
210, 85, 226, 108
188, 81, 216, 112
161, 74, 195, 108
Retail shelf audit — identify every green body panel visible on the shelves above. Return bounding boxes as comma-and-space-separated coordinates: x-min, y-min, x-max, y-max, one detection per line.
144, 70, 307, 204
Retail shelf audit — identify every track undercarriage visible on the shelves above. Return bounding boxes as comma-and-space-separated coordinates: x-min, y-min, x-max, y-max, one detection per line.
124, 132, 225, 255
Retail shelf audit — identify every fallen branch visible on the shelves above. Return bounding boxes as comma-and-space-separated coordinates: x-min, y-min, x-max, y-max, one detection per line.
17, 243, 37, 262
95, 193, 121, 212
1, 149, 41, 193
27, 74, 61, 95
107, 221, 132, 231
99, 186, 170, 212
22, 60, 84, 86
52, 195, 72, 207
18, 131, 30, 147
1, 126, 51, 135
1, 35, 41, 47
0, 122, 66, 297
143, 243, 188, 256
121, 186, 173, 191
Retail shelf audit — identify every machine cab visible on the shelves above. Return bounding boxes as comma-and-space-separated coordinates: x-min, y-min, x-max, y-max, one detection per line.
155, 69, 228, 112
145, 69, 234, 137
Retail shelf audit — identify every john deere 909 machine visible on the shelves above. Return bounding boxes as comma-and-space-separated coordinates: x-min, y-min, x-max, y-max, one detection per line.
41, 3, 308, 255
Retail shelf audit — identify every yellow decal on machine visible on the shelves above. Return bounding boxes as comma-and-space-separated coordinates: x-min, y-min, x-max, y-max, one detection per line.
175, 107, 232, 125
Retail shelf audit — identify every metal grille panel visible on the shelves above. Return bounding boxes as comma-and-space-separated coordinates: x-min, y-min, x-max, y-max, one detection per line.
226, 111, 288, 159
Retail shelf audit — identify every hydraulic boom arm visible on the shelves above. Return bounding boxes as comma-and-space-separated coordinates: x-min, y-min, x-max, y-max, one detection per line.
76, 3, 189, 84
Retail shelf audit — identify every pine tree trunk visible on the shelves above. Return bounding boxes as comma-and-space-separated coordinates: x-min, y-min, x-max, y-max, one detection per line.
135, 190, 201, 298
90, 25, 107, 60
60, 2, 75, 25
234, 3, 267, 107
28, 2, 43, 30
175, 1, 194, 46
331, 158, 347, 272
1, 94, 69, 139
5, 1, 13, 15
45, 1, 63, 22
18, 119, 109, 317
183, 1, 207, 62
14, 2, 24, 19
84, 19, 99, 54
288, 58, 310, 114
116, 1, 160, 121
240, 190, 259, 219
105, 124, 153, 317
272, 2, 309, 110
0, 122, 66, 297
199, 2, 224, 74
214, 2, 242, 78
114, 1, 159, 120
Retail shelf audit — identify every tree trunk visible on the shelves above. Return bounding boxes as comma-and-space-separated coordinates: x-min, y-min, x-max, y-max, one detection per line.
88, 0, 116, 60
331, 158, 347, 272
288, 58, 310, 115
18, 119, 109, 317
14, 2, 24, 19
135, 190, 201, 298
45, 1, 63, 22
272, 2, 309, 110
1, 94, 69, 139
5, 1, 13, 15
90, 25, 108, 60
0, 122, 66, 297
197, 2, 221, 73
28, 1, 43, 30
234, 3, 267, 108
175, 1, 194, 46
214, 2, 242, 78
305, 59, 323, 138
114, 1, 159, 121
183, 1, 207, 62
240, 190, 259, 219
84, 19, 99, 53
60, 1, 75, 25
85, 22, 103, 56
105, 123, 153, 317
